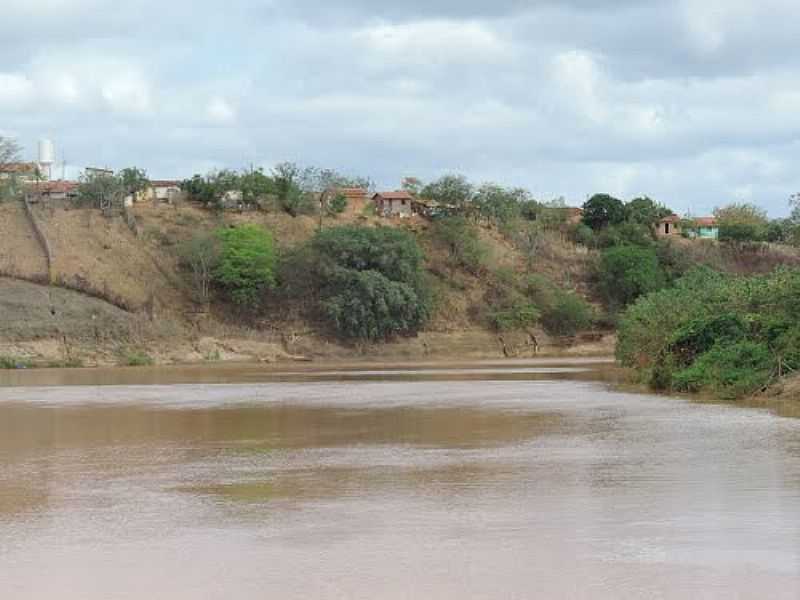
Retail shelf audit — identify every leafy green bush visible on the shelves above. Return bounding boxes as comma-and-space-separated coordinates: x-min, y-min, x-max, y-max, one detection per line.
323, 270, 429, 340
430, 216, 488, 275
617, 267, 800, 399
523, 274, 593, 336
672, 341, 772, 398
327, 193, 348, 215
540, 292, 593, 337
296, 226, 432, 341
214, 225, 276, 306
597, 222, 654, 249
570, 223, 596, 247
719, 222, 765, 243
122, 351, 154, 367
582, 194, 626, 230
655, 240, 693, 283
597, 245, 666, 310
483, 269, 539, 331
0, 356, 33, 369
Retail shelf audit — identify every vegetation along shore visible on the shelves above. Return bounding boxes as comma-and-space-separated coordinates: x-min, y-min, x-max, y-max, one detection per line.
1, 135, 799, 404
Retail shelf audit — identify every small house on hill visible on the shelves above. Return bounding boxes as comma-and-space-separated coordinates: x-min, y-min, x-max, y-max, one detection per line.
333, 187, 369, 214
373, 191, 414, 217
0, 162, 39, 182
26, 180, 79, 201
657, 214, 681, 237
693, 217, 719, 240
150, 180, 182, 202
657, 215, 720, 240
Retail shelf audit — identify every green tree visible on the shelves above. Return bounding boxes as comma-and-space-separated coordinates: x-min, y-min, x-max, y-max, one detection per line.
119, 167, 150, 199
473, 183, 528, 226
540, 292, 593, 337
421, 175, 474, 212
0, 136, 22, 170
524, 275, 593, 336
239, 168, 275, 207
430, 216, 488, 275
582, 194, 626, 230
323, 270, 429, 340
791, 194, 800, 224
273, 162, 315, 217
214, 225, 276, 306
714, 202, 768, 226
181, 174, 217, 206
714, 202, 768, 243
617, 267, 800, 398
181, 170, 241, 210
401, 176, 423, 197
327, 192, 348, 216
718, 222, 765, 244
484, 268, 539, 331
77, 171, 125, 209
0, 136, 24, 201
303, 226, 432, 341
597, 245, 666, 310
626, 196, 671, 227
597, 221, 654, 248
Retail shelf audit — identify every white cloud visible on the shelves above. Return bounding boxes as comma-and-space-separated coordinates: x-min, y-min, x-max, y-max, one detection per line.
206, 98, 237, 124
0, 73, 35, 108
3, 0, 800, 216
551, 50, 607, 124
354, 19, 515, 67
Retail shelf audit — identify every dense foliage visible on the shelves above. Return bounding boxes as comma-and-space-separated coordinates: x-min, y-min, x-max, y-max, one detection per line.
214, 225, 276, 306
525, 275, 594, 336
617, 268, 800, 398
597, 245, 666, 311
484, 269, 539, 332
76, 171, 125, 208
581, 194, 627, 230
288, 226, 433, 341
181, 163, 370, 215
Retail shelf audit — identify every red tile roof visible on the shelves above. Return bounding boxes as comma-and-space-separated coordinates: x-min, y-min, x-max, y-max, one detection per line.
27, 180, 79, 194
694, 217, 717, 227
373, 191, 414, 201
336, 187, 368, 200
150, 180, 181, 188
660, 214, 681, 223
0, 162, 37, 174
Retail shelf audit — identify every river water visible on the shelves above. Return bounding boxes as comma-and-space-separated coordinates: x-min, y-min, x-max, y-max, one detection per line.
0, 360, 798, 599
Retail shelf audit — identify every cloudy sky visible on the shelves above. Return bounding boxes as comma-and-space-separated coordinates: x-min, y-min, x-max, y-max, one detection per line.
3, 0, 800, 216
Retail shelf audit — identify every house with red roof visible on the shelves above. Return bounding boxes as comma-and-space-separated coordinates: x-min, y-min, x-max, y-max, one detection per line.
657, 214, 719, 240
373, 191, 414, 217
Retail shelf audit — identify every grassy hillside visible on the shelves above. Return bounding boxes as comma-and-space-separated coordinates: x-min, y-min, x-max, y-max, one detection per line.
1, 195, 797, 368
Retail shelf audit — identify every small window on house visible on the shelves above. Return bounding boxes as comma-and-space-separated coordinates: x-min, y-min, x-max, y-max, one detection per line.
665, 223, 670, 234
402, 199, 407, 206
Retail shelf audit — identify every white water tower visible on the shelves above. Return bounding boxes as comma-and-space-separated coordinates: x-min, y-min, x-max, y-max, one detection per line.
38, 139, 55, 180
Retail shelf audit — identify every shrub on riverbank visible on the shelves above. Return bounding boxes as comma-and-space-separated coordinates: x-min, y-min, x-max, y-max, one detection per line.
282, 225, 433, 341
617, 267, 800, 398
214, 225, 276, 306
597, 245, 666, 311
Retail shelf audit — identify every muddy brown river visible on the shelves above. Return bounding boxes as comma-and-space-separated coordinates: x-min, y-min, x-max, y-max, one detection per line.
1, 360, 799, 599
